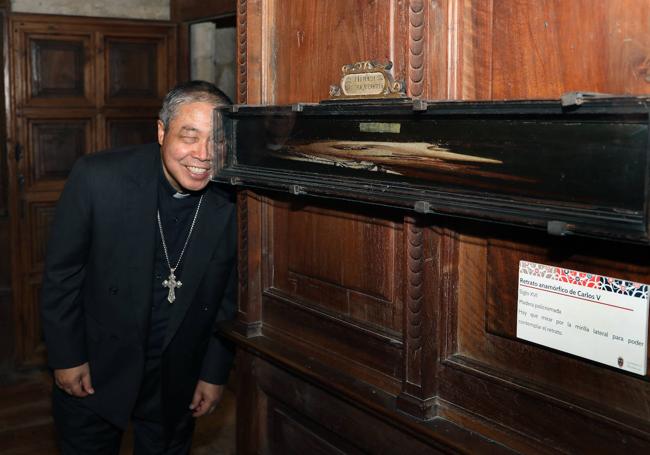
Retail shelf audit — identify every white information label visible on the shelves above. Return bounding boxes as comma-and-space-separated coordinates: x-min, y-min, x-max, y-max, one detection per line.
517, 261, 649, 375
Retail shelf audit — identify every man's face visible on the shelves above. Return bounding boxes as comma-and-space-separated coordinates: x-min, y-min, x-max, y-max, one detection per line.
158, 101, 217, 193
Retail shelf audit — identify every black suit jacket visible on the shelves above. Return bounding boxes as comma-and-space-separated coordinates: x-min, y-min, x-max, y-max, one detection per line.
41, 143, 237, 430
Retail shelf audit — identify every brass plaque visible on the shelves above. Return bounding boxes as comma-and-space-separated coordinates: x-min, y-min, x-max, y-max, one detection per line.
343, 72, 385, 96
329, 60, 406, 100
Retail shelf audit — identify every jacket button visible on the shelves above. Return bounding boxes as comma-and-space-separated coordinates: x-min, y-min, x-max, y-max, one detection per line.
109, 286, 119, 295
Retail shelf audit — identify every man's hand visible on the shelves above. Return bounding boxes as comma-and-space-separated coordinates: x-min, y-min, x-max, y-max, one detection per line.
189, 380, 224, 417
54, 362, 94, 397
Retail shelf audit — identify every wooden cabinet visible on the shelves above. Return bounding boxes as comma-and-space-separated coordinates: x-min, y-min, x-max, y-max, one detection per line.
7, 14, 176, 366
228, 1, 650, 452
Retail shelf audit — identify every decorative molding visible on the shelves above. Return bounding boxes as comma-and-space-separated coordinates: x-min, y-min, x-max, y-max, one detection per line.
237, 0, 248, 104
398, 217, 436, 420
447, 0, 461, 99
405, 218, 424, 386
408, 0, 425, 98
237, 191, 249, 316
260, 0, 274, 104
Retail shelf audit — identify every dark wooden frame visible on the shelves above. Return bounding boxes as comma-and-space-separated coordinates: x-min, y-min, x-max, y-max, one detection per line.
171, 0, 236, 82
214, 96, 650, 244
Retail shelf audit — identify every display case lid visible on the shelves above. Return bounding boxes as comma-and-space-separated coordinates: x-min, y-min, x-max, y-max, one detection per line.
212, 95, 650, 244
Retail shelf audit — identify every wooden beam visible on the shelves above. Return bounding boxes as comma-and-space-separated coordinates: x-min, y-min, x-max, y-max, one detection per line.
171, 0, 236, 23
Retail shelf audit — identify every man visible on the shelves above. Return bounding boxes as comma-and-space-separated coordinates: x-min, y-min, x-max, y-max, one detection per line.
40, 80, 237, 454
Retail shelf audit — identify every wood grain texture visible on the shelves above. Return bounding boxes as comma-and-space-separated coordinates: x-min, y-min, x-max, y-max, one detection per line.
26, 118, 92, 189
20, 33, 93, 107
30, 38, 85, 98
396, 220, 443, 420
404, 220, 425, 384
456, 224, 650, 432
271, 199, 403, 334
106, 40, 158, 99
106, 117, 157, 149
231, 0, 650, 452
272, 0, 399, 104
490, 0, 650, 98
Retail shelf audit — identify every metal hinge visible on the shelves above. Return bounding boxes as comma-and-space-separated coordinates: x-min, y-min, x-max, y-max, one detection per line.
560, 92, 616, 108
547, 220, 574, 237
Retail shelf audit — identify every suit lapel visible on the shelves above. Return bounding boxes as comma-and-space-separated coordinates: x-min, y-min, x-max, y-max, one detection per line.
123, 146, 159, 341
161, 186, 231, 352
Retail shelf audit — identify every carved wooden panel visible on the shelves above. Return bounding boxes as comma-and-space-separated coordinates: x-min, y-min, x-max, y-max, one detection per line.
254, 355, 450, 454
272, 0, 407, 104
27, 201, 57, 268
18, 272, 45, 367
25, 118, 92, 189
459, 0, 650, 99
232, 350, 509, 454
260, 198, 405, 387
270, 199, 404, 335
106, 117, 157, 149
16, 195, 58, 366
21, 34, 93, 106
453, 223, 650, 437
104, 38, 163, 104
30, 39, 84, 98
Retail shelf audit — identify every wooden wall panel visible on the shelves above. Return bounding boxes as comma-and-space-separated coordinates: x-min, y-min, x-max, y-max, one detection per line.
29, 38, 86, 99
273, 203, 403, 334
103, 36, 169, 106
256, 355, 452, 455
271, 0, 405, 104
19, 32, 94, 106
233, 0, 650, 452
454, 225, 650, 432
461, 0, 650, 99
105, 117, 157, 149
262, 198, 405, 387
26, 117, 93, 189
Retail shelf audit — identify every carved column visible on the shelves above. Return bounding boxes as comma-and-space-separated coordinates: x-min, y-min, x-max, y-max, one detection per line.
408, 0, 425, 98
396, 217, 439, 420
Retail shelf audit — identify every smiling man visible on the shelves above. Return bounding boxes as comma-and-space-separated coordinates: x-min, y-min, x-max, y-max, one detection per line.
41, 81, 237, 454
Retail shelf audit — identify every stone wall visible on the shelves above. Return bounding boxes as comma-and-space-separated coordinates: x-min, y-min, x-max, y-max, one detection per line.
191, 21, 236, 102
11, 0, 169, 20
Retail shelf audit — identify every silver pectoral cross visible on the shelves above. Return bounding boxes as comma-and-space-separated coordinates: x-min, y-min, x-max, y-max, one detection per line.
162, 268, 182, 303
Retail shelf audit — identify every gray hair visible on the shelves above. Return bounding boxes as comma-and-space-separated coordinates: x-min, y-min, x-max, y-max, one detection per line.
159, 80, 232, 130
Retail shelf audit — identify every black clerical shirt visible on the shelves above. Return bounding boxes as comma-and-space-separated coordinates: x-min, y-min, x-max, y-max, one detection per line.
148, 167, 204, 358
134, 168, 205, 421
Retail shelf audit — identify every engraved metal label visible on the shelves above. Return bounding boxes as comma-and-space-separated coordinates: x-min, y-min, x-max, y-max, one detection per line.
329, 60, 406, 100
342, 72, 386, 96
359, 122, 401, 133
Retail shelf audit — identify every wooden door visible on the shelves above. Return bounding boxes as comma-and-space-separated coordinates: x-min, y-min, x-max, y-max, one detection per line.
7, 14, 176, 367
232, 0, 650, 453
